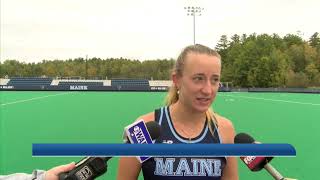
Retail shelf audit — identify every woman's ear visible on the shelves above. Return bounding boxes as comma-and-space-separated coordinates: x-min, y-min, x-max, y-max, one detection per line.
172, 72, 180, 89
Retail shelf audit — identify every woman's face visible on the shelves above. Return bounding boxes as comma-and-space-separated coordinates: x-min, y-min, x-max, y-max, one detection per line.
175, 52, 221, 113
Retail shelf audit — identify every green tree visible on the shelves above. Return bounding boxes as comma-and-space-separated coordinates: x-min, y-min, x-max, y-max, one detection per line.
286, 71, 309, 87
269, 49, 290, 87
286, 44, 305, 72
305, 63, 319, 85
215, 35, 229, 59
283, 34, 304, 47
309, 32, 320, 48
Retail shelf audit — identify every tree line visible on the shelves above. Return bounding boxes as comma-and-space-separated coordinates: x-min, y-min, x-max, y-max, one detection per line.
0, 58, 175, 81
0, 32, 319, 88
216, 32, 320, 88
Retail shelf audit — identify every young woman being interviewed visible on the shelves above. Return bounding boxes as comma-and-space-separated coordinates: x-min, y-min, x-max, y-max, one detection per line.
117, 44, 238, 180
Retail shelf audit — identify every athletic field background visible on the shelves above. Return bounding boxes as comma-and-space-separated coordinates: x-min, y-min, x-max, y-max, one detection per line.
1, 91, 319, 179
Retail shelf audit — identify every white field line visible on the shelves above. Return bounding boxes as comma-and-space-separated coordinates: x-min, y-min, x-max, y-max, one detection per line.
219, 94, 320, 106
1, 92, 73, 106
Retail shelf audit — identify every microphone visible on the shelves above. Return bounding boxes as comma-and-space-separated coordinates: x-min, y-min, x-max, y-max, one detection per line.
123, 119, 161, 163
58, 156, 110, 180
123, 119, 161, 144
234, 133, 296, 180
59, 121, 161, 180
234, 133, 273, 171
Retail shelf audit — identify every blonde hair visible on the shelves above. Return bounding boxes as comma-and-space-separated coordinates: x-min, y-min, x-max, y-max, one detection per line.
165, 44, 221, 133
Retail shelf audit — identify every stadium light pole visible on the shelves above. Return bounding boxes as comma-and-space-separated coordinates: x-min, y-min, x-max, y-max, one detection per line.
184, 6, 204, 45
85, 55, 88, 80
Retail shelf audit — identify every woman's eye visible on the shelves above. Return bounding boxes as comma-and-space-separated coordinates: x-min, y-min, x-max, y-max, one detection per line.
193, 77, 204, 81
211, 78, 220, 84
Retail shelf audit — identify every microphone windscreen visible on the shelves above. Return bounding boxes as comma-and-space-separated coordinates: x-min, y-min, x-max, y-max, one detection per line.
234, 133, 255, 144
145, 121, 161, 140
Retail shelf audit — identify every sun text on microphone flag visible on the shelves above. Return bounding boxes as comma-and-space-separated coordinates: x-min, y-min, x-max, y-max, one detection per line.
32, 143, 296, 157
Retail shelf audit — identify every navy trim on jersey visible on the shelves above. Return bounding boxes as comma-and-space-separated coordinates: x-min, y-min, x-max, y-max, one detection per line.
159, 107, 164, 126
212, 119, 222, 143
164, 106, 209, 143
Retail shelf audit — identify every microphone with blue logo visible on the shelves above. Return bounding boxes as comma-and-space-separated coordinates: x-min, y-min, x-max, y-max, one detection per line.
59, 120, 161, 180
123, 120, 161, 163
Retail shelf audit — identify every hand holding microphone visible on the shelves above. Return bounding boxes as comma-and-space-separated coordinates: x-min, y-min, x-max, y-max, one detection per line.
59, 121, 161, 180
234, 133, 296, 180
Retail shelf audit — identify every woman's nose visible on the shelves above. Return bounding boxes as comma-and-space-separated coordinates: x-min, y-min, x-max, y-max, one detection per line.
201, 80, 213, 94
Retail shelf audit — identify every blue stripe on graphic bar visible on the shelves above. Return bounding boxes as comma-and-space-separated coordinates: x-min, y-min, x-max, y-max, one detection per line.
32, 144, 296, 157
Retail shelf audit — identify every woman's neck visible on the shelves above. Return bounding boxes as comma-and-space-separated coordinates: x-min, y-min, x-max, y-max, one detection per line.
169, 101, 207, 139
170, 101, 206, 126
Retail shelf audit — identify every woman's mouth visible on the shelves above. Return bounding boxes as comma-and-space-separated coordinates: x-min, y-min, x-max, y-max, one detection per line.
196, 97, 211, 104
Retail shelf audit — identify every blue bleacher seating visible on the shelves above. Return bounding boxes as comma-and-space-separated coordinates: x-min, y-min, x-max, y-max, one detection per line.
58, 81, 103, 86
7, 77, 53, 86
111, 79, 150, 91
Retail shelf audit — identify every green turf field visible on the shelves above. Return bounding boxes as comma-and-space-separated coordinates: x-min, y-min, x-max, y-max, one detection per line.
1, 91, 319, 179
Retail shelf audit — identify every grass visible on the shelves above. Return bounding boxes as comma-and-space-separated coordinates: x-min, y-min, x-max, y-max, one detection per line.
1, 91, 319, 179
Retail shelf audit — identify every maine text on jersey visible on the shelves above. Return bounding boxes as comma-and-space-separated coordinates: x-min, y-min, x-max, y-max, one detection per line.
154, 158, 222, 177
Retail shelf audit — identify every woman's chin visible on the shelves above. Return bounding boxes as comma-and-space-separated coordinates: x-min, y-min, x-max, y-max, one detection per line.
193, 104, 210, 113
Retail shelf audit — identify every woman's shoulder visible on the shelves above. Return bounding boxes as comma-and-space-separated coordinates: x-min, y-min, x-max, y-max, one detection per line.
215, 113, 234, 130
214, 113, 236, 143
